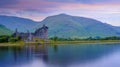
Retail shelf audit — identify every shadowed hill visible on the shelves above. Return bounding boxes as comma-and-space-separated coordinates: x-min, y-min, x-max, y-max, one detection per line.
0, 15, 38, 32
36, 14, 120, 38
0, 24, 12, 35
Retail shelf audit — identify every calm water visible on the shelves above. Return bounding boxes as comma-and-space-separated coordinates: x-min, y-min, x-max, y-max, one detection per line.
0, 43, 120, 67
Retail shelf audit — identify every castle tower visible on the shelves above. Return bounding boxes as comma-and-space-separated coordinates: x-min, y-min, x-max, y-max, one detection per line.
28, 33, 33, 41
13, 28, 19, 38
15, 28, 18, 33
42, 24, 48, 42
27, 30, 33, 41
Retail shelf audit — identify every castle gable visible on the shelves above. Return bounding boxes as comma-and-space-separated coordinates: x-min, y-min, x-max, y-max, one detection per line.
13, 25, 48, 42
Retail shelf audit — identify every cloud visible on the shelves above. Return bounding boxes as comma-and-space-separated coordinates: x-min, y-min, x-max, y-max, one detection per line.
0, 0, 19, 7
0, 0, 61, 13
0, 0, 120, 13
43, 0, 120, 4
0, 0, 120, 26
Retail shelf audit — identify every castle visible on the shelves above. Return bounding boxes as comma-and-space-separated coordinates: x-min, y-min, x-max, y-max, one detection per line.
12, 25, 48, 42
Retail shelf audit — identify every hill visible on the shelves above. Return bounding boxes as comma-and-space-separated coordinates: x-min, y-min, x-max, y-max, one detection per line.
36, 14, 120, 38
0, 15, 38, 32
0, 25, 12, 35
113, 26, 120, 32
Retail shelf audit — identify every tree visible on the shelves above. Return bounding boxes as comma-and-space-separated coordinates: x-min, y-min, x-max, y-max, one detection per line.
9, 38, 17, 42
53, 36, 58, 41
0, 35, 9, 43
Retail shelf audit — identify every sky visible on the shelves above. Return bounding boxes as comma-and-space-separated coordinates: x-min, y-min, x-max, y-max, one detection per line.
0, 0, 120, 26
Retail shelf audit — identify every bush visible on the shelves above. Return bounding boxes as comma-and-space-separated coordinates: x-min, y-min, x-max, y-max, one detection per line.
9, 38, 18, 42
0, 35, 9, 43
0, 35, 22, 43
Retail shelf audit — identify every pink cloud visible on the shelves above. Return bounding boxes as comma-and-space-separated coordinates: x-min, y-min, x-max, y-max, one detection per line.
0, 0, 120, 14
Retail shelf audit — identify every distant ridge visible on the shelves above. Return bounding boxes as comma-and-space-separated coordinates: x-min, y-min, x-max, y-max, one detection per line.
0, 15, 38, 32
36, 13, 120, 38
0, 14, 120, 38
0, 24, 12, 35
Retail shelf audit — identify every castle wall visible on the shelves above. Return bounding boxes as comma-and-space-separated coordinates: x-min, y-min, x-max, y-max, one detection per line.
13, 25, 48, 42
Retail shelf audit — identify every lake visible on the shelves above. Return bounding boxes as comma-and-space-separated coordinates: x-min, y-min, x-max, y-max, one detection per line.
0, 43, 120, 67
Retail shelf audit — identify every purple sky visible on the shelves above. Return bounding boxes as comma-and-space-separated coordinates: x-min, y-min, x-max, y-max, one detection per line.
0, 0, 120, 26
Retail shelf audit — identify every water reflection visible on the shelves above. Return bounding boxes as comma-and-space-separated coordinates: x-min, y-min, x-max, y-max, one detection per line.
47, 44, 120, 67
0, 45, 48, 67
70, 51, 120, 67
0, 43, 120, 67
53, 45, 58, 52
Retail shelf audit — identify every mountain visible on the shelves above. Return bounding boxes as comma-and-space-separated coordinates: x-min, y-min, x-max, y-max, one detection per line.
0, 14, 119, 38
0, 24, 12, 35
113, 26, 120, 32
0, 15, 38, 32
36, 14, 120, 38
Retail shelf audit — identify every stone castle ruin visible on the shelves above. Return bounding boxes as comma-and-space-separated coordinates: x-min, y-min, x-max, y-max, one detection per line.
12, 25, 48, 42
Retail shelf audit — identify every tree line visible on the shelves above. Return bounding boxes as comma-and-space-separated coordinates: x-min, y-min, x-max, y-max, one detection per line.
0, 35, 21, 43
49, 36, 120, 41
0, 35, 120, 43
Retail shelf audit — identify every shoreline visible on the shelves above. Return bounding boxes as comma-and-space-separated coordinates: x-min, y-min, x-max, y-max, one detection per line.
48, 40, 120, 45
0, 40, 120, 46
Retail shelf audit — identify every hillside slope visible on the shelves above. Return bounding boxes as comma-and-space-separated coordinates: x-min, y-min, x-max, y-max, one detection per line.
0, 25, 12, 35
0, 15, 38, 32
36, 14, 120, 38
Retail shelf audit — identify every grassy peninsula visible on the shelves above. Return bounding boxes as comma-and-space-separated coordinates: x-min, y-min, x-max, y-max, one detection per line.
0, 35, 120, 46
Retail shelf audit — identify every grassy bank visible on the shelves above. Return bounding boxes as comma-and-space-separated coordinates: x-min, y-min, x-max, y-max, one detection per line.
0, 41, 24, 46
0, 40, 120, 46
48, 40, 120, 44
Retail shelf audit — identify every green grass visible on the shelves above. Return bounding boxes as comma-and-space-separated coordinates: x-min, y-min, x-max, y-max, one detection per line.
0, 40, 120, 46
0, 41, 24, 46
48, 40, 120, 45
